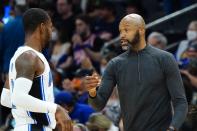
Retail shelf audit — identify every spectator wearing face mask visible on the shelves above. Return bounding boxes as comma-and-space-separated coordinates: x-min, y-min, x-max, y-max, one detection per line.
176, 21, 197, 62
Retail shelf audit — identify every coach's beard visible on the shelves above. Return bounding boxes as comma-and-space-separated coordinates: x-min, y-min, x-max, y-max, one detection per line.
121, 40, 131, 50
121, 32, 140, 51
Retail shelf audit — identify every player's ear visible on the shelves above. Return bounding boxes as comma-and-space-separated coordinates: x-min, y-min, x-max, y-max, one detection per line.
40, 23, 46, 33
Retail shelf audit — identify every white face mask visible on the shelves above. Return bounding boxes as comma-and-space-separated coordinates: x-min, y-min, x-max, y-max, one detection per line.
187, 30, 197, 41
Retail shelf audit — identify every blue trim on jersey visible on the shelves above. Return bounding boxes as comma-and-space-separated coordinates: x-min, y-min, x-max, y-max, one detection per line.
11, 79, 14, 92
40, 76, 45, 101
28, 124, 31, 131
46, 114, 51, 125
27, 112, 37, 124
40, 75, 51, 125
27, 112, 31, 117
48, 71, 52, 87
43, 126, 46, 131
11, 79, 17, 109
11, 63, 13, 72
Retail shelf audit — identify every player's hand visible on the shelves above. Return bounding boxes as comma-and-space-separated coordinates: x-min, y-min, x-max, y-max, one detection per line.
55, 105, 73, 131
84, 72, 101, 97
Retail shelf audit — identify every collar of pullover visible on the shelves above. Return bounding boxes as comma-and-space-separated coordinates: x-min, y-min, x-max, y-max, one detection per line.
128, 44, 151, 54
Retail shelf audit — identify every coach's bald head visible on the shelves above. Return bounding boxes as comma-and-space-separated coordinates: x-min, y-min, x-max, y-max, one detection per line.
120, 14, 145, 30
119, 14, 146, 50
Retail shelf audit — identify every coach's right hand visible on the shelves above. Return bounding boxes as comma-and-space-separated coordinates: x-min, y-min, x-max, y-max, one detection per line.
84, 72, 101, 97
55, 105, 73, 131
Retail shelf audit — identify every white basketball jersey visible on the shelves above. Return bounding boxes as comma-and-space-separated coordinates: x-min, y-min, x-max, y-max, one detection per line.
9, 46, 56, 129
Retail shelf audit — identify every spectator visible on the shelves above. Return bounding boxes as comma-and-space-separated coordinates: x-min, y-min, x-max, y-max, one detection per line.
61, 68, 94, 104
100, 50, 117, 75
86, 1, 100, 20
73, 123, 88, 131
86, 113, 119, 131
125, 1, 145, 17
1, 4, 26, 74
163, 0, 193, 14
74, 68, 94, 104
72, 0, 83, 15
185, 43, 197, 59
54, 0, 75, 42
39, 0, 56, 19
55, 91, 95, 124
176, 21, 197, 61
62, 78, 76, 93
72, 14, 104, 72
0, 113, 14, 130
181, 58, 197, 103
102, 102, 121, 127
51, 39, 73, 73
93, 2, 120, 41
147, 32, 168, 50
26, 0, 40, 8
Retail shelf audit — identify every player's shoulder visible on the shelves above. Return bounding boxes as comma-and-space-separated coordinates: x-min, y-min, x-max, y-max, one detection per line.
18, 50, 38, 60
16, 50, 39, 67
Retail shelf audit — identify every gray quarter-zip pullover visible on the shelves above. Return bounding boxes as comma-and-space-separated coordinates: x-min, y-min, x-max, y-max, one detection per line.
89, 44, 188, 131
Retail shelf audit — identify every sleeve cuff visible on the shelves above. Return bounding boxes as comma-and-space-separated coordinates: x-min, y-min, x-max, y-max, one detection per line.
89, 93, 97, 99
88, 86, 99, 98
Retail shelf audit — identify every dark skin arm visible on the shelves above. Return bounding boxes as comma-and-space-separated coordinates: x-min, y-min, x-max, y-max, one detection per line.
15, 51, 41, 79
15, 51, 73, 131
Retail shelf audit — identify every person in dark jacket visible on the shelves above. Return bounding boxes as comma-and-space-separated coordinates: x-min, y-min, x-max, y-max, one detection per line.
84, 14, 188, 131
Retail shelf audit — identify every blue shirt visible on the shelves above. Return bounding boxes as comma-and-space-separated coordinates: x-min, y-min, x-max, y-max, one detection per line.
1, 16, 24, 73
77, 92, 88, 104
70, 103, 95, 124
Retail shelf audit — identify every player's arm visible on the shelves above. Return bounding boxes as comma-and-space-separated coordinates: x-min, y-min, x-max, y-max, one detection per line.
163, 53, 188, 130
13, 51, 73, 130
0, 77, 12, 108
11, 51, 57, 113
85, 60, 116, 111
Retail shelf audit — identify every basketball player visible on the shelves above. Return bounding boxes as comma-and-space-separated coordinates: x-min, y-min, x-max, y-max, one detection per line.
0, 8, 73, 131
85, 14, 188, 131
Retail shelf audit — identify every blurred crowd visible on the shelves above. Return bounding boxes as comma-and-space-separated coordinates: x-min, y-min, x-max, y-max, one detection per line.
0, 0, 197, 131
